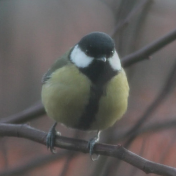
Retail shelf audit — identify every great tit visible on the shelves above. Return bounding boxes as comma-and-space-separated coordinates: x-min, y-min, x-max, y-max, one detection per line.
41, 32, 129, 159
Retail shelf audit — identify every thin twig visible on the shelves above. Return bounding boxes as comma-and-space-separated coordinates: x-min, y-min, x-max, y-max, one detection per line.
59, 153, 74, 176
110, 0, 153, 37
122, 28, 176, 67
114, 118, 176, 142
0, 102, 45, 124
129, 138, 147, 176
124, 60, 176, 147
0, 123, 176, 176
159, 131, 176, 164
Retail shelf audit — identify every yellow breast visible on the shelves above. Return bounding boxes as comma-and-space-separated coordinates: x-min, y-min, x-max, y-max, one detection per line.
90, 69, 129, 130
41, 65, 129, 131
41, 65, 91, 128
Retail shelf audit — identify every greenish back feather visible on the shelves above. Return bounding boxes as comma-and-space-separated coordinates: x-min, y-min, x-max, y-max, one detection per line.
42, 48, 73, 84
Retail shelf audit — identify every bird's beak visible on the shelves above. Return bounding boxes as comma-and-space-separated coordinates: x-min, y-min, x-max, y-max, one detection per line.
97, 57, 106, 62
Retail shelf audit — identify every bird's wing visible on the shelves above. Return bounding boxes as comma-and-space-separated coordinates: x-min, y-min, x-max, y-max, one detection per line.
42, 48, 73, 84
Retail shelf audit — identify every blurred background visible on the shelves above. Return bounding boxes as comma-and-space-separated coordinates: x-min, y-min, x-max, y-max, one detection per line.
0, 0, 176, 175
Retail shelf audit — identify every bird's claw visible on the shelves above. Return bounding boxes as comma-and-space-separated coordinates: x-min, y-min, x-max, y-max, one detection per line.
88, 131, 101, 161
46, 122, 60, 153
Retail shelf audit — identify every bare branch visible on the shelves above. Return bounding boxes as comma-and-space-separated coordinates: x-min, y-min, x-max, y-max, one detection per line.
0, 123, 176, 176
110, 0, 153, 37
0, 102, 45, 124
129, 138, 147, 176
115, 118, 176, 141
124, 60, 176, 147
122, 28, 176, 67
59, 153, 74, 176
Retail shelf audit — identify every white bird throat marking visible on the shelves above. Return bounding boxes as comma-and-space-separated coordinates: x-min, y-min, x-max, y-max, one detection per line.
70, 45, 93, 68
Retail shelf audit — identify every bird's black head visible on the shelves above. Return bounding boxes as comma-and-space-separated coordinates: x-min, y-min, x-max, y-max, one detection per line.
78, 32, 115, 59
70, 32, 121, 85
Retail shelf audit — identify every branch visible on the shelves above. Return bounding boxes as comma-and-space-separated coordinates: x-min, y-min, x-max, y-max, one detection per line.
121, 28, 176, 67
114, 118, 176, 141
59, 153, 75, 176
0, 102, 45, 124
124, 59, 176, 147
2, 119, 174, 176
0, 123, 176, 176
110, 0, 153, 37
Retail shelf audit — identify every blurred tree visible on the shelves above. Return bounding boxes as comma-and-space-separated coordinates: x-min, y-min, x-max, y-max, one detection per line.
0, 0, 176, 176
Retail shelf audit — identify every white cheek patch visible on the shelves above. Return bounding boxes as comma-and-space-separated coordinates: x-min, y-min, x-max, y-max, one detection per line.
109, 51, 122, 71
70, 45, 93, 68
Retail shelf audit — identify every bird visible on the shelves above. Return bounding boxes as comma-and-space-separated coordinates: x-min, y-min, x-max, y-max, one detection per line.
41, 32, 129, 160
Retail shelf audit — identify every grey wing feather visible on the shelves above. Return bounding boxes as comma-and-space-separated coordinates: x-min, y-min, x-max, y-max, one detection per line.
42, 48, 72, 84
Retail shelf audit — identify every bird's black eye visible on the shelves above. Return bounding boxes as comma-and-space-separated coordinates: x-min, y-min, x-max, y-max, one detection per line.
85, 49, 90, 55
106, 50, 114, 58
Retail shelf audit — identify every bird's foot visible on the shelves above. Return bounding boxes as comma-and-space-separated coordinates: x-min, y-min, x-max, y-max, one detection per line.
88, 131, 101, 161
46, 122, 60, 153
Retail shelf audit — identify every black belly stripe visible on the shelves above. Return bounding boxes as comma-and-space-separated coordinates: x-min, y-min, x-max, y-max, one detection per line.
75, 85, 104, 130
75, 61, 118, 130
